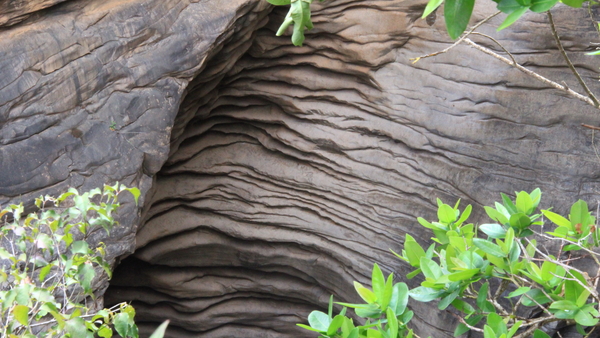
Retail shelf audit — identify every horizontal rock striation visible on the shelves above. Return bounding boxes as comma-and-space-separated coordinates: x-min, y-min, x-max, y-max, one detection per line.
0, 0, 271, 304
2, 0, 600, 337
107, 3, 600, 338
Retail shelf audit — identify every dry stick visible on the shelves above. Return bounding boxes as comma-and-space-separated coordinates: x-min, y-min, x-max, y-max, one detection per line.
470, 32, 517, 65
463, 38, 597, 108
410, 11, 501, 63
583, 123, 600, 131
548, 11, 600, 108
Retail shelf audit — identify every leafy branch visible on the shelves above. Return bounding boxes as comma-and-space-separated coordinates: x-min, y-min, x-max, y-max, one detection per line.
299, 189, 600, 337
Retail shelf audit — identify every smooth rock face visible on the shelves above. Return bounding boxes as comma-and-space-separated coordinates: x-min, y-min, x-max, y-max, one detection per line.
2, 0, 600, 337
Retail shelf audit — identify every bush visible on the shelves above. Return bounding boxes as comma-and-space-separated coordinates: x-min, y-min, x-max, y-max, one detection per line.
299, 189, 600, 338
0, 184, 168, 338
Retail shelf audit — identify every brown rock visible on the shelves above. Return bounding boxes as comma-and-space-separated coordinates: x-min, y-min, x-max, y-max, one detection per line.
2, 0, 600, 337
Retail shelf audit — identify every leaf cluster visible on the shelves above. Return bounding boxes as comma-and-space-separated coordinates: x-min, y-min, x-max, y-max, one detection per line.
298, 264, 415, 338
299, 189, 600, 337
266, 0, 591, 45
0, 184, 167, 338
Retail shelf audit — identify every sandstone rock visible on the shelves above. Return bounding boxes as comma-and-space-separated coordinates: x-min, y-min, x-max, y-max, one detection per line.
2, 0, 600, 337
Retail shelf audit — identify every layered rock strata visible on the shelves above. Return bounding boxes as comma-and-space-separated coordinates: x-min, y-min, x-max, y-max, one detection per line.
1, 0, 600, 337
107, 3, 600, 338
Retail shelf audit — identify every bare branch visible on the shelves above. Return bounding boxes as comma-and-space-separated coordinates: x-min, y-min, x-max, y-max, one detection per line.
548, 11, 600, 108
463, 38, 598, 108
411, 11, 501, 63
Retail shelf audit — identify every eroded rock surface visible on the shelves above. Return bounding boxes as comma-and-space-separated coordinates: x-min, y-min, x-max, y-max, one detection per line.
108, 3, 600, 338
2, 0, 600, 337
0, 0, 271, 298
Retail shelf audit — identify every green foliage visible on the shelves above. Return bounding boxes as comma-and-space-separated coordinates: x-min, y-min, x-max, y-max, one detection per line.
298, 264, 414, 338
266, 0, 590, 44
267, 0, 316, 46
299, 189, 600, 337
0, 184, 168, 338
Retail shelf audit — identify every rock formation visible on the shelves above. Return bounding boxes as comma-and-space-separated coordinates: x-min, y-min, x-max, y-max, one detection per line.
1, 0, 600, 337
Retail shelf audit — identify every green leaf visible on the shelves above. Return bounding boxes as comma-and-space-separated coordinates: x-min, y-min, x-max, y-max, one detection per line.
479, 224, 507, 238
561, 0, 584, 7
422, 0, 444, 19
409, 286, 445, 302
39, 264, 53, 282
372, 264, 385, 302
386, 308, 399, 338
78, 263, 96, 294
521, 289, 552, 307
114, 312, 132, 337
456, 205, 472, 226
515, 191, 534, 214
497, 0, 525, 13
71, 241, 89, 255
327, 315, 345, 336
367, 329, 384, 338
507, 287, 530, 298
507, 321, 523, 338
438, 290, 459, 310
149, 320, 169, 338
533, 329, 551, 338
65, 317, 88, 337
98, 326, 113, 338
570, 200, 591, 226
389, 282, 409, 315
530, 0, 559, 11
477, 282, 489, 309
404, 235, 426, 267
380, 273, 394, 310
308, 311, 331, 331
438, 203, 457, 224
487, 313, 507, 335
473, 238, 506, 257
13, 305, 30, 326
483, 325, 496, 338
509, 213, 531, 229
500, 193, 517, 214
454, 323, 470, 336
448, 268, 479, 281
444, 0, 476, 39
420, 257, 442, 280
574, 309, 599, 326
354, 282, 377, 304
297, 323, 325, 333
485, 206, 509, 225
542, 210, 571, 228
267, 0, 292, 4
549, 300, 579, 311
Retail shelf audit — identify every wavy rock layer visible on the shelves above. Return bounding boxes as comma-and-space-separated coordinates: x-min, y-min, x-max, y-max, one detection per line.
106, 3, 600, 338
0, 0, 271, 285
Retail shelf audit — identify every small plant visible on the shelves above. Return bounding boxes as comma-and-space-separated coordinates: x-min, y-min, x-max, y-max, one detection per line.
299, 189, 600, 337
0, 184, 168, 338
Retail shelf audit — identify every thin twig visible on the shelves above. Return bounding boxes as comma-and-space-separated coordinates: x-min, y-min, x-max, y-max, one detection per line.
411, 11, 501, 63
463, 38, 598, 108
548, 11, 600, 107
583, 123, 600, 131
470, 32, 517, 65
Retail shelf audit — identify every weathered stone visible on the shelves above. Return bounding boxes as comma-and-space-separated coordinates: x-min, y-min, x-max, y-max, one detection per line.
2, 0, 600, 337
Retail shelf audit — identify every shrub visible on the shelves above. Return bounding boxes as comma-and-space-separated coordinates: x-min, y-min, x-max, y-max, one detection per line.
299, 189, 600, 338
0, 184, 168, 338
